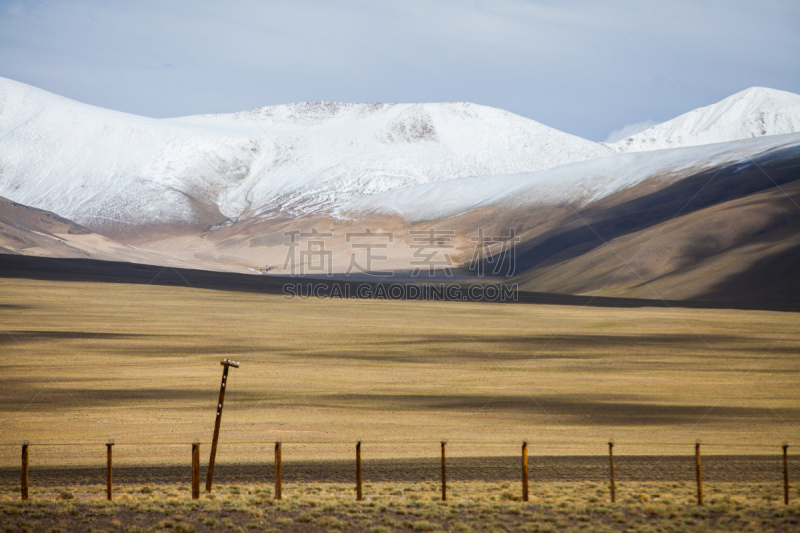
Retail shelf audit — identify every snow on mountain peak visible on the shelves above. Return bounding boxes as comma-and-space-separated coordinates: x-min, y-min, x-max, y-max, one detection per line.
608, 87, 800, 153
2, 75, 798, 233
0, 77, 614, 229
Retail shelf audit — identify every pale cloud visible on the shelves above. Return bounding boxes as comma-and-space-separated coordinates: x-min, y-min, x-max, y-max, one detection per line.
604, 120, 657, 143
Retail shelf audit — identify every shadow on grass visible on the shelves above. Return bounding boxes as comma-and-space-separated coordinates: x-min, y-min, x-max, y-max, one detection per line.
0, 330, 160, 345
309, 332, 762, 362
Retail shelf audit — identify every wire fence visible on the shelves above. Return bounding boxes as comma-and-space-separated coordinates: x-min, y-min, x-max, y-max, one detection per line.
1, 440, 797, 506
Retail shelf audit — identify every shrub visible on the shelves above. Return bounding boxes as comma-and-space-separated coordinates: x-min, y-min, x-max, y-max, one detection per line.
317, 516, 346, 528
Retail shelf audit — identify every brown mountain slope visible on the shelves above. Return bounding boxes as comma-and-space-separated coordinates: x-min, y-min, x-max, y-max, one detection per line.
0, 197, 237, 270
515, 179, 800, 300
506, 146, 800, 303
0, 196, 94, 257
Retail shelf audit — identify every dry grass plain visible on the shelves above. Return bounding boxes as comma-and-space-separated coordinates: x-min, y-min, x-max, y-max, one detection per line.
0, 276, 798, 469
2, 481, 800, 532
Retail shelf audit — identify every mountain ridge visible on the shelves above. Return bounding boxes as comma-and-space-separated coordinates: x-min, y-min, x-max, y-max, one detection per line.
608, 87, 800, 152
0, 76, 613, 231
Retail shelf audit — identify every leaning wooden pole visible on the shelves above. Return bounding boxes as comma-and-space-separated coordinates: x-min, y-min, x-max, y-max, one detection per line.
522, 441, 529, 502
441, 441, 447, 502
106, 443, 114, 501
356, 441, 363, 501
21, 444, 29, 501
192, 443, 200, 500
274, 442, 282, 500
695, 442, 703, 505
206, 358, 239, 492
784, 445, 790, 505
609, 442, 616, 503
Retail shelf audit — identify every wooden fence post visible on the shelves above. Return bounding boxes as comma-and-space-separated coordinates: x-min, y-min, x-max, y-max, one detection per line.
695, 442, 703, 505
784, 444, 790, 505
21, 444, 29, 501
275, 442, 282, 500
522, 441, 529, 502
192, 443, 200, 500
206, 359, 239, 492
356, 441, 363, 502
608, 442, 616, 503
441, 441, 447, 502
106, 443, 114, 501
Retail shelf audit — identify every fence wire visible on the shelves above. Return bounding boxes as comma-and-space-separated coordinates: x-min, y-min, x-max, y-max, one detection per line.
0, 441, 797, 492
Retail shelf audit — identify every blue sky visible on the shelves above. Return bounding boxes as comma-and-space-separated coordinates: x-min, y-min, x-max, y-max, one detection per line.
1, 0, 798, 141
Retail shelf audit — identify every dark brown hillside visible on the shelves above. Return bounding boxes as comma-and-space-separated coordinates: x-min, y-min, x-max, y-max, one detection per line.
510, 145, 799, 272
497, 145, 800, 303
517, 179, 800, 301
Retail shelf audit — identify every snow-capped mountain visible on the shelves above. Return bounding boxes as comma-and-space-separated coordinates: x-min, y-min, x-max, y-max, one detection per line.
2, 76, 799, 237
0, 76, 612, 230
609, 87, 800, 153
2, 77, 799, 303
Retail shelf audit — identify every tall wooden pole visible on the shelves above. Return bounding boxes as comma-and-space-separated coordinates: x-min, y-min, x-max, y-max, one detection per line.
441, 441, 447, 502
609, 442, 616, 503
695, 443, 703, 505
356, 441, 363, 501
192, 443, 200, 500
275, 442, 282, 500
106, 443, 114, 501
206, 359, 239, 492
784, 445, 790, 505
522, 441, 529, 502
21, 444, 29, 501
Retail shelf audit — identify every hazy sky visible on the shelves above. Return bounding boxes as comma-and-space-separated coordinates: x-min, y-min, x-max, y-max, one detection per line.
1, 0, 798, 141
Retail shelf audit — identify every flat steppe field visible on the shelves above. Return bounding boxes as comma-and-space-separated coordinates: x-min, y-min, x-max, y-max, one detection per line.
2, 481, 800, 533
0, 276, 798, 468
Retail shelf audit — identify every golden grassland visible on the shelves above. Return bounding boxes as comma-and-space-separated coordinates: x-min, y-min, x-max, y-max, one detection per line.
1, 481, 799, 532
0, 276, 799, 465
